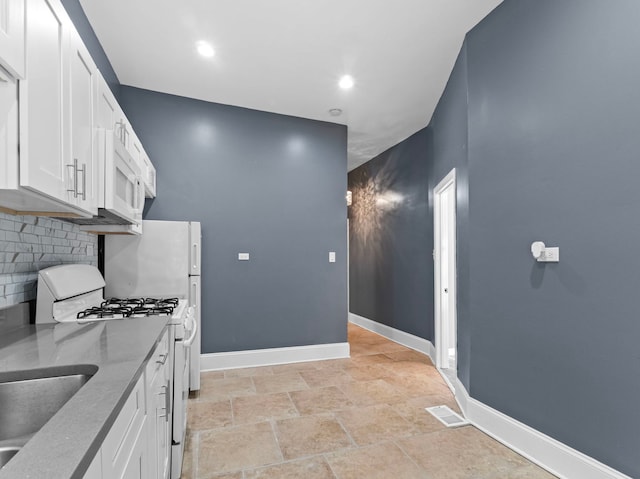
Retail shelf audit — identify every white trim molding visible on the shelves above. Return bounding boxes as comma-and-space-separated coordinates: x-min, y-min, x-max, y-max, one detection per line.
443, 373, 631, 479
348, 312, 436, 361
350, 312, 630, 479
433, 168, 457, 370
200, 342, 350, 371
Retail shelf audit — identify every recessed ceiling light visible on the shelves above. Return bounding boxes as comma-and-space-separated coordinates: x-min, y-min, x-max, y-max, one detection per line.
339, 75, 354, 90
196, 41, 215, 58
329, 108, 343, 116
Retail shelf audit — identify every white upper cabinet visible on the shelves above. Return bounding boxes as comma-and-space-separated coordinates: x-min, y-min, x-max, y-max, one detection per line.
68, 28, 98, 215
8, 0, 97, 217
141, 154, 156, 198
19, 0, 73, 206
0, 0, 25, 78
95, 74, 117, 131
0, 0, 155, 219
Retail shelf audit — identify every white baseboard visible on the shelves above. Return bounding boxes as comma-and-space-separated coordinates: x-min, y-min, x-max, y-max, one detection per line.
350, 312, 630, 479
348, 312, 436, 361
200, 342, 350, 371
445, 368, 630, 479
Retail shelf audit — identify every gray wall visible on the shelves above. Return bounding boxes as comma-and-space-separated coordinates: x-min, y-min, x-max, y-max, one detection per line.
119, 87, 348, 354
348, 129, 432, 340
429, 43, 471, 388
61, 0, 121, 99
348, 44, 471, 385
349, 0, 640, 475
466, 1, 640, 475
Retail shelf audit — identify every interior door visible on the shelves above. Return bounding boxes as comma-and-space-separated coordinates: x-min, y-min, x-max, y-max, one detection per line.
434, 169, 457, 372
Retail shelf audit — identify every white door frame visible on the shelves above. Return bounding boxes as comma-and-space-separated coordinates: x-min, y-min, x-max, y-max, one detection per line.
433, 168, 457, 370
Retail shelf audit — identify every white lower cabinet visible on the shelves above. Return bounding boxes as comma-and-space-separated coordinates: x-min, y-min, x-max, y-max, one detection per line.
101, 374, 148, 479
147, 329, 172, 479
83, 328, 172, 479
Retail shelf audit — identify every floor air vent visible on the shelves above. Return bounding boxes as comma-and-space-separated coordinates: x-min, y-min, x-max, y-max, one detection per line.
426, 405, 469, 428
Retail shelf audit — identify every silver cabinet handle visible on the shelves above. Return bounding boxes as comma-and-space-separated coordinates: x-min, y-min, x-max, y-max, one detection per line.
80, 162, 86, 201
156, 352, 168, 365
158, 380, 171, 422
158, 384, 169, 418
165, 379, 171, 422
66, 163, 76, 195
66, 159, 80, 197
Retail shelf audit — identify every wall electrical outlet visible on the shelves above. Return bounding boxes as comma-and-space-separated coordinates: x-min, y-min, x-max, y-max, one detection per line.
329, 252, 336, 263
238, 253, 250, 261
543, 247, 559, 262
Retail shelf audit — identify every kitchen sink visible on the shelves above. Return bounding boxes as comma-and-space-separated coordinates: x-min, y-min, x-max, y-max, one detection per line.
0, 365, 98, 450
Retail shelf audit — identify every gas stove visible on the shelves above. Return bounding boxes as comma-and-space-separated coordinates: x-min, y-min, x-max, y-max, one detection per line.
77, 297, 180, 320
35, 264, 187, 326
35, 263, 197, 479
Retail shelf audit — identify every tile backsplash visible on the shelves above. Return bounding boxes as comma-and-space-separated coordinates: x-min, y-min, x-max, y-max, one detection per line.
0, 212, 98, 308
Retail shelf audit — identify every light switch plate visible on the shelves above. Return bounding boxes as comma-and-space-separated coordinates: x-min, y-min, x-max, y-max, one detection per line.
329, 251, 336, 263
238, 253, 250, 261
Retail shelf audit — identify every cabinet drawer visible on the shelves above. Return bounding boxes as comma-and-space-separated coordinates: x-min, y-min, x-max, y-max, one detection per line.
146, 328, 169, 378
101, 374, 146, 478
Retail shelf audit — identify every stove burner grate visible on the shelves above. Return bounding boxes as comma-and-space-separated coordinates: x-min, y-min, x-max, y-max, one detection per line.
130, 306, 174, 317
77, 297, 180, 319
77, 306, 132, 319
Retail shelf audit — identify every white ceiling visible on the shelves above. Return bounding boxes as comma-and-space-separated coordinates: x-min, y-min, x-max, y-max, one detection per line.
79, 0, 502, 171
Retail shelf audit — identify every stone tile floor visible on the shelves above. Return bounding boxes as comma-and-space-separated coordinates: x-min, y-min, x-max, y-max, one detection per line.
181, 323, 557, 479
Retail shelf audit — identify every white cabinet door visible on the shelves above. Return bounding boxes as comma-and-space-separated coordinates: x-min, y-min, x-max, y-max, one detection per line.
141, 155, 156, 198
95, 75, 117, 130
0, 0, 25, 78
20, 0, 71, 204
146, 330, 172, 479
0, 69, 18, 189
120, 416, 148, 479
68, 29, 98, 215
101, 375, 147, 479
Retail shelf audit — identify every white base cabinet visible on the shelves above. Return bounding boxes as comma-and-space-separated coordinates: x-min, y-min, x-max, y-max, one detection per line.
147, 329, 173, 479
101, 374, 148, 479
83, 328, 172, 479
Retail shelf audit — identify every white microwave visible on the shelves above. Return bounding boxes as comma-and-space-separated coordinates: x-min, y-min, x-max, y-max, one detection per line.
76, 129, 145, 235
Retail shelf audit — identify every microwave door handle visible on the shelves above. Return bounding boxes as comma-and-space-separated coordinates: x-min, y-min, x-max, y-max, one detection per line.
184, 312, 198, 347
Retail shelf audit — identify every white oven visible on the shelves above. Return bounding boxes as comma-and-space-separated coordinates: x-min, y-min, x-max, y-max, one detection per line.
171, 306, 197, 479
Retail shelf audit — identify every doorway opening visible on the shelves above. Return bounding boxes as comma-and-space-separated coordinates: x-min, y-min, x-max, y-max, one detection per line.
434, 169, 457, 384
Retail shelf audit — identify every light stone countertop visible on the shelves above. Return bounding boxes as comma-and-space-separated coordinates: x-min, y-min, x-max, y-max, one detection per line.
0, 317, 170, 479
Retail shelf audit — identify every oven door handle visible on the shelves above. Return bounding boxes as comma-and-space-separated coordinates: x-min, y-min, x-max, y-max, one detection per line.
184, 309, 198, 347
